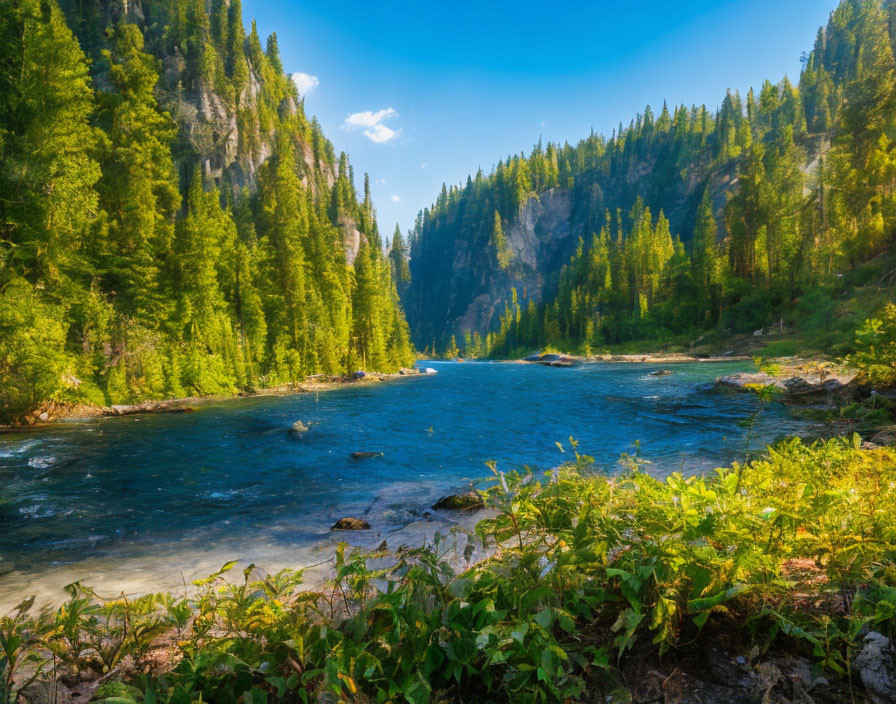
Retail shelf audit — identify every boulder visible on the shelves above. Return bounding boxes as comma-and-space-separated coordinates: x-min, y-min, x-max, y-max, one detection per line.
871, 426, 896, 446
351, 451, 383, 460
854, 632, 896, 704
523, 353, 583, 368
331, 517, 370, 530
649, 370, 673, 377
433, 490, 484, 511
716, 372, 786, 392
290, 420, 309, 436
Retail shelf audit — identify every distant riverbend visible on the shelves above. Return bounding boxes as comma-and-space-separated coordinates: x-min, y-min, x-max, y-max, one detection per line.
0, 360, 820, 607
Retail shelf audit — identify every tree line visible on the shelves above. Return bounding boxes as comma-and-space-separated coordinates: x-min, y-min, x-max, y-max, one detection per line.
398, 0, 896, 358
0, 0, 414, 422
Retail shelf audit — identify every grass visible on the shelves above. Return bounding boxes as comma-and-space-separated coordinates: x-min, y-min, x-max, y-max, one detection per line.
3, 437, 896, 703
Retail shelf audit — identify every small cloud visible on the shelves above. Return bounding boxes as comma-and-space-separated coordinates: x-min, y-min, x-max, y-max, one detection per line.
376, 178, 387, 185
342, 108, 399, 143
390, 194, 401, 203
420, 162, 428, 169
291, 72, 319, 96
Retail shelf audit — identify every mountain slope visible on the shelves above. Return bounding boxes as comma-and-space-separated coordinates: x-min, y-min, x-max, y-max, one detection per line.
0, 0, 414, 423
400, 0, 896, 356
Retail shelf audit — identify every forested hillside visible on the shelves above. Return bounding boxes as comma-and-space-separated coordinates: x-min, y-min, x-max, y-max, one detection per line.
400, 0, 896, 357
0, 0, 414, 423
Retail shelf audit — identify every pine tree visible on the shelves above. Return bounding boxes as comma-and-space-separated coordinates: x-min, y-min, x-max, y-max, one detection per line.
97, 22, 180, 325
0, 0, 101, 290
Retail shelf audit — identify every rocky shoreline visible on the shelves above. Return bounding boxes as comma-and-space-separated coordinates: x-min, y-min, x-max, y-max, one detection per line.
2, 368, 424, 430
516, 351, 754, 365
714, 362, 858, 404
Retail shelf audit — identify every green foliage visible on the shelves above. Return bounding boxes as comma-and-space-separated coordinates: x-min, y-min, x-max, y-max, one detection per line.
0, 280, 69, 421
851, 302, 896, 386
490, 210, 513, 270
405, 0, 896, 358
5, 438, 896, 702
0, 0, 414, 422
753, 355, 783, 377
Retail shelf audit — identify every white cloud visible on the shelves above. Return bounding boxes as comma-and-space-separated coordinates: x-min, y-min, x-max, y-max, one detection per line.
376, 178, 387, 185
390, 194, 401, 203
342, 108, 399, 143
420, 162, 428, 169
290, 72, 319, 96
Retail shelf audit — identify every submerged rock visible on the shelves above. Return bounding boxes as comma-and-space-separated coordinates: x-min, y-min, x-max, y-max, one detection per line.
331, 517, 370, 530
290, 420, 309, 436
649, 370, 673, 377
854, 632, 896, 704
433, 490, 484, 511
351, 451, 384, 460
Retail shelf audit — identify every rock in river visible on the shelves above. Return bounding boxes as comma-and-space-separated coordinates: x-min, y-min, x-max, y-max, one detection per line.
351, 451, 384, 460
649, 370, 673, 377
433, 490, 484, 511
290, 420, 309, 436
331, 517, 370, 530
523, 353, 582, 368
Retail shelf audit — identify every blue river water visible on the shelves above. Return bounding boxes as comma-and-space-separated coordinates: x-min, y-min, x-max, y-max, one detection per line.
0, 360, 817, 603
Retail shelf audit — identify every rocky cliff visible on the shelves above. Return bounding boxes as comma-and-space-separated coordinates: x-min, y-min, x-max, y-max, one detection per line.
60, 0, 364, 259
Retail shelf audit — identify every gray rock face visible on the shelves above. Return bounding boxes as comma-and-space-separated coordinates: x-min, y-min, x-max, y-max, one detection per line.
405, 189, 577, 346
455, 190, 573, 337
68, 0, 368, 269
854, 632, 896, 704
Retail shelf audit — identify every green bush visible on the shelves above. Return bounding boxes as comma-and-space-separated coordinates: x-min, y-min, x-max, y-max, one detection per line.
3, 438, 896, 703
851, 303, 896, 386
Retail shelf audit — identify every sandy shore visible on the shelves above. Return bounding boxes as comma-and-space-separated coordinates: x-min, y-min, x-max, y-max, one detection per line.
0, 502, 493, 612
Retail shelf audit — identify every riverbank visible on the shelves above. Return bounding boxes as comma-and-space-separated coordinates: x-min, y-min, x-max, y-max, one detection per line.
1, 368, 424, 430
5, 438, 896, 704
515, 351, 754, 364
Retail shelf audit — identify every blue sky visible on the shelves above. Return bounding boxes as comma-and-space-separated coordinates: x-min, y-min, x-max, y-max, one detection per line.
242, 0, 838, 236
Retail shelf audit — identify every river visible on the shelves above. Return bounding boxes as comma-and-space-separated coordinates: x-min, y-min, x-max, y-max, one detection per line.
0, 360, 817, 607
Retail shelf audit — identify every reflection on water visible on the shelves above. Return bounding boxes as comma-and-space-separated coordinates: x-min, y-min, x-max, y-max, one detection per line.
0, 361, 817, 605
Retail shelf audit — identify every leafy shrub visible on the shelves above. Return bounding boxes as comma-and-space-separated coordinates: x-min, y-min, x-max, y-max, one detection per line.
851, 303, 896, 386
3, 438, 896, 702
